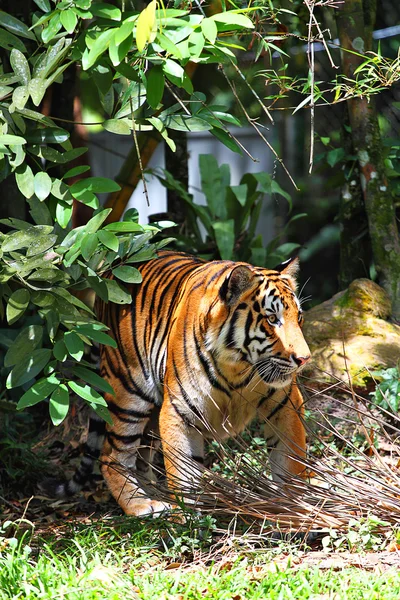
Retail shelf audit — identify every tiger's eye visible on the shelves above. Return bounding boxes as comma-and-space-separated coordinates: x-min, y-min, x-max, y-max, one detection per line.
268, 314, 278, 325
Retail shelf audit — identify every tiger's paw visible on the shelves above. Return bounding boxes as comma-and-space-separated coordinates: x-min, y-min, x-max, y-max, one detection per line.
125, 499, 171, 517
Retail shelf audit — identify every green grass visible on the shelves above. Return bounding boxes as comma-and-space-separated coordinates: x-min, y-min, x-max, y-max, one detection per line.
1, 517, 400, 600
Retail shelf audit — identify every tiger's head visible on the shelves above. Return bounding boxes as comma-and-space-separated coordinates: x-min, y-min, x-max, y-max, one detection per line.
210, 258, 310, 388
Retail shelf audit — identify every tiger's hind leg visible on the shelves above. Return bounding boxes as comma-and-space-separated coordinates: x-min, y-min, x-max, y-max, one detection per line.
101, 393, 170, 516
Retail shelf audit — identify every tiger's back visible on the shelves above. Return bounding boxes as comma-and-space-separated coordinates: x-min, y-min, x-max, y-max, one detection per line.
94, 250, 310, 516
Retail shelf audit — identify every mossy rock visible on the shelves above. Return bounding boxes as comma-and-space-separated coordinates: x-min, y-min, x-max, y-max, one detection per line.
302, 279, 400, 388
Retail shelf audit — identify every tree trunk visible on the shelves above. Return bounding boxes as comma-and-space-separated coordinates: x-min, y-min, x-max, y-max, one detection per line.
336, 0, 400, 319
337, 110, 371, 288
165, 130, 189, 225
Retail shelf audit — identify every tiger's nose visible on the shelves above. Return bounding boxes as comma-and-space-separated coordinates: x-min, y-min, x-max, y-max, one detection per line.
292, 354, 310, 367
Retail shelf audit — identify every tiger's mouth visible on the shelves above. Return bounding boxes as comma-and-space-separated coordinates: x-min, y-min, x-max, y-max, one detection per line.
256, 360, 296, 387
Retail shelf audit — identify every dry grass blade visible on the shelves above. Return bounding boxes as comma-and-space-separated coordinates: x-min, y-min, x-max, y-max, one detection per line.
109, 371, 400, 534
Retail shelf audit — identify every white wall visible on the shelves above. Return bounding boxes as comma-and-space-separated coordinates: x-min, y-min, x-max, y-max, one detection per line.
88, 127, 275, 243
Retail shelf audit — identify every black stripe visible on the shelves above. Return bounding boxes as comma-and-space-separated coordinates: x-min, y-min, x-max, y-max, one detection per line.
194, 330, 231, 397
88, 418, 106, 435
192, 455, 204, 464
172, 359, 204, 422
257, 389, 275, 408
243, 310, 253, 349
225, 305, 244, 348
107, 432, 142, 443
107, 401, 151, 419
265, 388, 292, 420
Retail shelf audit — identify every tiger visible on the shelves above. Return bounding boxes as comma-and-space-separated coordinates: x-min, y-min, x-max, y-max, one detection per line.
51, 250, 310, 516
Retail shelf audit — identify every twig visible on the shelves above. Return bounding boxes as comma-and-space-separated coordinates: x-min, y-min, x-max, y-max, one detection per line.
221, 69, 299, 191
129, 85, 150, 206
305, 0, 316, 174
226, 61, 274, 124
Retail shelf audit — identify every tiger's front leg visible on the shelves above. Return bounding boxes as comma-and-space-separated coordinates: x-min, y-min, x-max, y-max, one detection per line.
258, 380, 307, 482
159, 390, 205, 504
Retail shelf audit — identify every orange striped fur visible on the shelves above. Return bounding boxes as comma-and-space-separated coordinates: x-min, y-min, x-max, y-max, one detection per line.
94, 251, 311, 516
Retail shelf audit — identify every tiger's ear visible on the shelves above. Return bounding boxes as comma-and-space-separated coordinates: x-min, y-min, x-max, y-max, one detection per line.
274, 256, 299, 289
219, 265, 254, 306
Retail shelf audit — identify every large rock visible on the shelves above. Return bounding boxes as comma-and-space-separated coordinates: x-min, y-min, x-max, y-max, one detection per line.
302, 279, 400, 388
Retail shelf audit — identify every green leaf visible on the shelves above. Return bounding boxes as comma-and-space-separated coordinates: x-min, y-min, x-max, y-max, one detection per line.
136, 0, 157, 52
64, 331, 85, 361
188, 31, 204, 58
29, 77, 47, 106
25, 128, 69, 144
209, 11, 254, 29
147, 66, 165, 110
103, 118, 131, 135
41, 13, 62, 44
10, 49, 31, 85
17, 375, 60, 410
28, 197, 52, 226
112, 265, 142, 283
53, 339, 68, 362
160, 115, 212, 132
86, 209, 112, 234
60, 9, 77, 34
199, 154, 227, 219
63, 165, 91, 179
33, 0, 51, 11
212, 220, 235, 260
115, 16, 138, 45
75, 325, 117, 348
2, 225, 54, 253
327, 147, 347, 168
109, 32, 132, 66
71, 366, 115, 395
0, 11, 36, 40
97, 230, 119, 252
103, 221, 143, 233
4, 324, 43, 367
0, 134, 26, 146
42, 308, 59, 341
49, 384, 69, 426
7, 348, 52, 389
82, 29, 116, 70
81, 232, 99, 260
72, 191, 99, 209
201, 18, 217, 44
34, 172, 52, 201
68, 381, 107, 406
89, 403, 114, 425
56, 202, 73, 229
70, 177, 120, 197
105, 279, 132, 304
15, 164, 35, 198
6, 289, 30, 325
12, 85, 29, 110
0, 27, 27, 53
211, 128, 243, 155
91, 3, 121, 20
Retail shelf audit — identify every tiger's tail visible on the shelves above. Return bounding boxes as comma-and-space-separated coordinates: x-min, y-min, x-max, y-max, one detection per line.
40, 412, 106, 499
